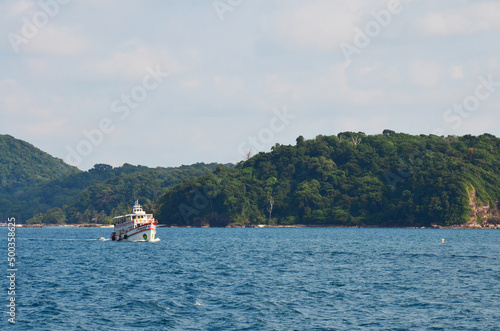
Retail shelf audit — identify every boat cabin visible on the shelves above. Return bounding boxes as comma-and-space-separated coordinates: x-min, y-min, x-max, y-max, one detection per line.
113, 202, 155, 227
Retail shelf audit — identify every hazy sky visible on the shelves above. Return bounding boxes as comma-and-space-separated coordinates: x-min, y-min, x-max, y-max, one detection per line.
1, 0, 499, 170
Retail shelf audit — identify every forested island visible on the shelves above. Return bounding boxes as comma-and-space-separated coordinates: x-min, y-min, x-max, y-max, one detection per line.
157, 131, 500, 228
0, 134, 221, 224
2, 132, 500, 228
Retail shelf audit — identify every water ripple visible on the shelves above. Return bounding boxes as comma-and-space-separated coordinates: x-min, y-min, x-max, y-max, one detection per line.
2, 227, 500, 330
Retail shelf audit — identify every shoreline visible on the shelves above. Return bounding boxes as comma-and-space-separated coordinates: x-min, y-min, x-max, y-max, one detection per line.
0, 224, 114, 228
5, 224, 498, 229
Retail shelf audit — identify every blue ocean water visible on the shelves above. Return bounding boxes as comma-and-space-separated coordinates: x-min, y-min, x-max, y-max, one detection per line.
1, 227, 500, 330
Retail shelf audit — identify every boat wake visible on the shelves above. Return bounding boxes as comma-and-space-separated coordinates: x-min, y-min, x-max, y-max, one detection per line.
21, 238, 105, 241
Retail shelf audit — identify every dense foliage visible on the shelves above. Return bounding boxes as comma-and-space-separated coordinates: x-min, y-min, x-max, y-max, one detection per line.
156, 132, 500, 227
0, 135, 221, 223
3, 132, 500, 226
0, 134, 79, 192
60, 163, 220, 224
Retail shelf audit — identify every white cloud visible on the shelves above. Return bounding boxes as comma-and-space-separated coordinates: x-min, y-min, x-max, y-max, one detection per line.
0, 0, 34, 17
264, 75, 296, 97
26, 118, 67, 135
0, 79, 58, 122
214, 76, 245, 96
315, 62, 382, 105
180, 78, 202, 89
2, 1, 499, 169
261, 61, 382, 107
24, 26, 87, 55
384, 65, 401, 84
24, 58, 51, 76
485, 57, 499, 71
276, 0, 383, 49
360, 63, 382, 75
449, 66, 464, 80
90, 43, 181, 80
409, 61, 441, 88
415, 2, 500, 36
0, 79, 72, 143
0, 79, 33, 112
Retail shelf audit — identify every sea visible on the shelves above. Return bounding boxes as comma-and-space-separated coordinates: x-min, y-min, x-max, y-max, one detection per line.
1, 227, 499, 330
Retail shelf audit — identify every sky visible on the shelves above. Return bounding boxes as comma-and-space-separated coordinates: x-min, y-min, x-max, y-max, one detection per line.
1, 0, 500, 170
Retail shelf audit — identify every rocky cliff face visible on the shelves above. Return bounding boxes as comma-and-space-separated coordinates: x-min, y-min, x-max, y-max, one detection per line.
466, 188, 500, 229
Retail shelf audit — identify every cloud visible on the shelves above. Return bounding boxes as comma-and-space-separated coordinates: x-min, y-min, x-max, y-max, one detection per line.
24, 26, 87, 55
260, 61, 382, 108
264, 75, 296, 98
409, 61, 441, 88
6, 0, 34, 16
276, 0, 382, 49
2, 1, 499, 169
314, 62, 382, 105
90, 43, 182, 80
449, 66, 464, 80
384, 65, 401, 84
485, 57, 499, 71
24, 58, 51, 76
0, 79, 33, 112
415, 2, 500, 36
0, 79, 72, 142
0, 79, 58, 121
25, 118, 67, 136
359, 63, 382, 75
180, 78, 202, 89
214, 76, 245, 96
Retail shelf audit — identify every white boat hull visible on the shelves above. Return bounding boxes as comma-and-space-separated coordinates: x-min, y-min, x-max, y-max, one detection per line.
111, 202, 159, 242
111, 223, 157, 242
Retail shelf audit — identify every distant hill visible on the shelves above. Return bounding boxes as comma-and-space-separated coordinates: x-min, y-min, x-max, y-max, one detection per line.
0, 134, 79, 193
0, 135, 223, 223
4, 133, 500, 227
156, 132, 500, 228
61, 163, 220, 223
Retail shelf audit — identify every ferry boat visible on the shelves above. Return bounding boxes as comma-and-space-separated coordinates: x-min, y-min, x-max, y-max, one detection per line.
111, 201, 158, 242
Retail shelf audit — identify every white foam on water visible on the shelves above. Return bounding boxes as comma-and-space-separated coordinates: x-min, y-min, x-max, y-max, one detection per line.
21, 238, 104, 241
